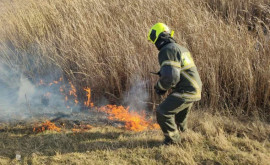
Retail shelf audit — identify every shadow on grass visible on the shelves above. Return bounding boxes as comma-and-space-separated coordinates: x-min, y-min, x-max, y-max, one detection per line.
0, 129, 161, 159
0, 127, 34, 135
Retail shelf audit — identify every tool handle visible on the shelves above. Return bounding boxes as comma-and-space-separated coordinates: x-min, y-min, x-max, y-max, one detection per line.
150, 71, 160, 76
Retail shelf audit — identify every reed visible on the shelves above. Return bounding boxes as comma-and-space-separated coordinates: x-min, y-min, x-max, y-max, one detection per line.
0, 0, 269, 117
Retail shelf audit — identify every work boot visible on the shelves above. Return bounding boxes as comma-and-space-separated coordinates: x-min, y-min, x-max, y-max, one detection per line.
162, 137, 181, 145
163, 137, 173, 145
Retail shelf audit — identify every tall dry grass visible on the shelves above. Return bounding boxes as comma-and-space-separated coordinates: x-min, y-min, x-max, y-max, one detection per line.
0, 0, 269, 117
204, 0, 270, 30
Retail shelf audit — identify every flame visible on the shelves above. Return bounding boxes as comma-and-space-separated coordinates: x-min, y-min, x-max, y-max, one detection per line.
69, 82, 77, 96
38, 77, 63, 86
82, 86, 159, 131
98, 105, 159, 131
69, 82, 78, 105
84, 87, 94, 107
39, 78, 79, 108
35, 76, 159, 132
33, 120, 61, 133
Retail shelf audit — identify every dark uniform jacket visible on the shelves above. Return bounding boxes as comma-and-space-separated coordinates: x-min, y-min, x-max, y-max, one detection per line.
155, 34, 202, 102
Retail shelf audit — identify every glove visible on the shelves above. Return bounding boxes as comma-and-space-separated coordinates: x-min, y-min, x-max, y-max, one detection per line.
154, 84, 166, 95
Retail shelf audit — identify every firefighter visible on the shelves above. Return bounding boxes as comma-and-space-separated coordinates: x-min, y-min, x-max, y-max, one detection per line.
148, 23, 202, 145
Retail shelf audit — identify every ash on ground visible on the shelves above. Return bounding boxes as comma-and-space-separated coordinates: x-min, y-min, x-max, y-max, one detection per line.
0, 108, 125, 133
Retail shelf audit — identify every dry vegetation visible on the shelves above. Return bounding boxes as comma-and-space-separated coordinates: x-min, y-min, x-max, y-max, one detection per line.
0, 0, 269, 115
0, 111, 269, 165
0, 0, 270, 164
205, 0, 270, 27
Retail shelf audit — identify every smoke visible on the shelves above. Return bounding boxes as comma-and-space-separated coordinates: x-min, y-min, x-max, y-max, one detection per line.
122, 77, 149, 112
17, 76, 36, 105
0, 43, 151, 123
0, 63, 20, 109
0, 61, 77, 122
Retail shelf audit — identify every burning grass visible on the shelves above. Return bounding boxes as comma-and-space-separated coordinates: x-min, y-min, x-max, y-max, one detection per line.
0, 111, 269, 165
35, 75, 159, 132
33, 120, 61, 133
98, 105, 159, 131
25, 71, 157, 132
0, 0, 270, 163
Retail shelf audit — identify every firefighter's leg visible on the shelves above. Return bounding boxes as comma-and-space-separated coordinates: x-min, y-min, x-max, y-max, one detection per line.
156, 95, 186, 143
175, 102, 193, 132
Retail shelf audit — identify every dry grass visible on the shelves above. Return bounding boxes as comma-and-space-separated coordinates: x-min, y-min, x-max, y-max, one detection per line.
0, 0, 269, 116
204, 0, 270, 29
0, 1, 270, 163
0, 111, 269, 165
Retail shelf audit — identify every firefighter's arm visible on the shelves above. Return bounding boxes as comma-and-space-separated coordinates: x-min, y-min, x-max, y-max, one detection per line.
154, 47, 181, 95
154, 65, 180, 95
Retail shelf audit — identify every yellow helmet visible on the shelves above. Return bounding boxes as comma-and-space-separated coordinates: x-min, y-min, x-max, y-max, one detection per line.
147, 23, 174, 43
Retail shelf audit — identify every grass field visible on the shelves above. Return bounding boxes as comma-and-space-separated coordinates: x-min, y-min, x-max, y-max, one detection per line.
0, 0, 270, 164
0, 111, 269, 165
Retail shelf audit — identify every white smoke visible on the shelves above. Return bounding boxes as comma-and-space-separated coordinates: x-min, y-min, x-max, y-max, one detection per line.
17, 76, 36, 104
122, 77, 149, 112
0, 61, 77, 122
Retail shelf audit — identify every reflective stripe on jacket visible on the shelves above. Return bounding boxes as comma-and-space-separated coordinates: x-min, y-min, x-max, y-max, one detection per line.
157, 43, 202, 101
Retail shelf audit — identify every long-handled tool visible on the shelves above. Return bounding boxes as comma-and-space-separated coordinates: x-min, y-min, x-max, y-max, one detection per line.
150, 71, 160, 76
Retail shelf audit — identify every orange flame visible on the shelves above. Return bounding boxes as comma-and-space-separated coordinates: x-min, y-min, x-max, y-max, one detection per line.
33, 120, 61, 133
84, 87, 94, 107
82, 86, 159, 131
98, 105, 159, 131
69, 82, 78, 105
38, 77, 63, 86
35, 77, 159, 132
37, 78, 79, 107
